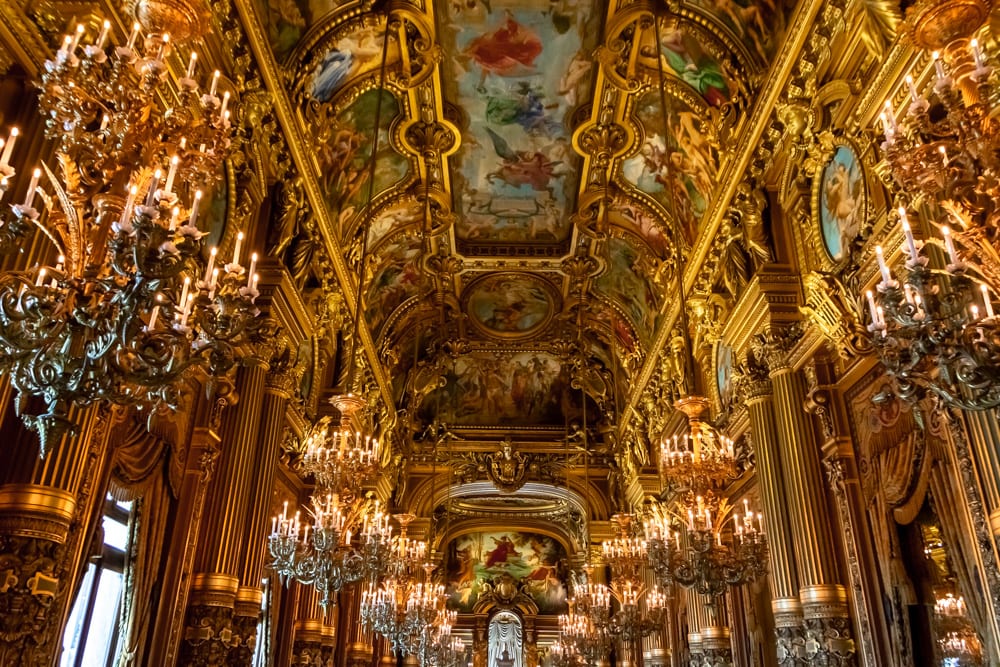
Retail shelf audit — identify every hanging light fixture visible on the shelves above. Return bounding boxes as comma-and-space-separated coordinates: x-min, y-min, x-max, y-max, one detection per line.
870, 39, 1000, 410
268, 9, 398, 606
0, 17, 258, 453
633, 8, 767, 601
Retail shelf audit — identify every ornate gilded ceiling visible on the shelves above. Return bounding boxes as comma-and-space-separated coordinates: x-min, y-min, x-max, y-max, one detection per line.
255, 0, 792, 440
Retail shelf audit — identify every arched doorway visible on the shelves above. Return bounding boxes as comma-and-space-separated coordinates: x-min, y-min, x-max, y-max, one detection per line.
488, 610, 523, 667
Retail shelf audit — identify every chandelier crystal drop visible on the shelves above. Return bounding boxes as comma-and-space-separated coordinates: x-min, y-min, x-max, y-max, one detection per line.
873, 39, 1000, 410
0, 18, 258, 453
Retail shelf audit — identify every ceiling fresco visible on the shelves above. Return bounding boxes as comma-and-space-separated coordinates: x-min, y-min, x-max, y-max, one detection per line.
439, 1, 600, 255
260, 0, 788, 441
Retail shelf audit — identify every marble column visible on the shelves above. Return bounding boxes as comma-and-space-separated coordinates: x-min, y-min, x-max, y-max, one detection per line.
739, 351, 804, 664
0, 403, 117, 666
753, 328, 855, 665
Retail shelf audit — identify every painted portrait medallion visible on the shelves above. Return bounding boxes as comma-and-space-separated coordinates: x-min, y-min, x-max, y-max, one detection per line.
466, 273, 556, 339
715, 341, 734, 409
817, 144, 865, 263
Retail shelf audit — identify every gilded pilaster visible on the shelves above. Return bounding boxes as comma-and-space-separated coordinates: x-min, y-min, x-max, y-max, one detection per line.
0, 403, 116, 666
738, 354, 804, 663
752, 327, 855, 665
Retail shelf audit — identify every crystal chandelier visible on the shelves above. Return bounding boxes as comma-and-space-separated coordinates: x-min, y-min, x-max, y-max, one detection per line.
300, 395, 382, 493
872, 38, 1000, 410
361, 560, 456, 663
0, 17, 258, 452
559, 560, 667, 663
644, 394, 766, 597
269, 494, 392, 609
644, 498, 767, 598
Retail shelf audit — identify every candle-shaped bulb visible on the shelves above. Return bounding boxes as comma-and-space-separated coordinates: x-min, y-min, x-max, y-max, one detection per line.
96, 20, 111, 50
247, 252, 258, 287
905, 74, 919, 104
982, 284, 995, 318
146, 169, 162, 207
189, 189, 203, 228
0, 127, 16, 168
220, 90, 230, 119
899, 207, 918, 261
875, 245, 893, 285
23, 168, 40, 208
971, 38, 985, 69
941, 225, 958, 266
933, 50, 946, 81
186, 51, 198, 79
210, 70, 221, 97
939, 145, 948, 166
69, 24, 85, 54
163, 155, 179, 196
127, 22, 141, 50
232, 231, 244, 266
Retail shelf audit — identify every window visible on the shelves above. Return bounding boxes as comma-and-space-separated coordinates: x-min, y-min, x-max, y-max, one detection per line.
60, 495, 133, 667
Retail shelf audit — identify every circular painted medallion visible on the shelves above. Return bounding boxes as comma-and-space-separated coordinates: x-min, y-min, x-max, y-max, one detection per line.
465, 273, 556, 340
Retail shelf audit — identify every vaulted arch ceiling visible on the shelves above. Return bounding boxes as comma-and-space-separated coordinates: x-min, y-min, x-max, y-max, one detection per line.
255, 0, 792, 445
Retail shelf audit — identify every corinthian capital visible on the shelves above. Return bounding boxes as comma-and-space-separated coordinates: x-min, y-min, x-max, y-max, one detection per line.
750, 323, 803, 372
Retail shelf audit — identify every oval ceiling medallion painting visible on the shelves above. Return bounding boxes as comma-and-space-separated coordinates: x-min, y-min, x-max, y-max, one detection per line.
465, 273, 557, 340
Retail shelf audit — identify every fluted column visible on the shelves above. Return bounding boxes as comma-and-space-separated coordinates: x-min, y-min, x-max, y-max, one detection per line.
739, 355, 804, 664
963, 410, 1000, 539
753, 328, 855, 665
699, 596, 733, 667
231, 358, 295, 664
0, 402, 117, 666
292, 585, 331, 666
180, 358, 270, 665
684, 587, 706, 666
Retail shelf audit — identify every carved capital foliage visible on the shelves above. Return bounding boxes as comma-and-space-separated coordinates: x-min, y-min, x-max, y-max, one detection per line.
750, 323, 803, 372
578, 122, 630, 167
0, 534, 65, 667
733, 351, 772, 404
775, 625, 807, 667
403, 120, 458, 160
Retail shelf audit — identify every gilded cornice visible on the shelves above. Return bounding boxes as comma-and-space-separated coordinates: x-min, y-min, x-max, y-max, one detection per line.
229, 0, 395, 414
0, 2, 51, 77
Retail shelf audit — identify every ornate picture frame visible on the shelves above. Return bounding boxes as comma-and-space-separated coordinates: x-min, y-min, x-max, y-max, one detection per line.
811, 139, 868, 270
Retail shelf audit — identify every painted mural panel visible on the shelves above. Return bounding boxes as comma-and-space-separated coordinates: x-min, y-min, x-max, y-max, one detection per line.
621, 91, 717, 246
255, 0, 340, 62
446, 531, 567, 613
594, 237, 659, 345
419, 351, 571, 426
687, 0, 789, 64
818, 145, 864, 263
657, 18, 730, 107
440, 1, 599, 248
365, 235, 423, 336
466, 274, 556, 339
315, 89, 411, 240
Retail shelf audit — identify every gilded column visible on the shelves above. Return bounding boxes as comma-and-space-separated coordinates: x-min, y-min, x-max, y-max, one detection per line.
291, 585, 329, 666
963, 410, 1000, 539
0, 403, 117, 666
180, 358, 270, 665
738, 351, 804, 664
753, 327, 855, 664
232, 349, 295, 664
699, 596, 733, 667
